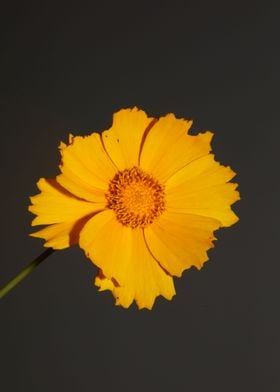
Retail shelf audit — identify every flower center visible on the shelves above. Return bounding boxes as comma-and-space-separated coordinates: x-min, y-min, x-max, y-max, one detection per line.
106, 166, 165, 229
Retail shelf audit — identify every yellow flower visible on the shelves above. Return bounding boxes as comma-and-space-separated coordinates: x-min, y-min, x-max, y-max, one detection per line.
29, 108, 240, 309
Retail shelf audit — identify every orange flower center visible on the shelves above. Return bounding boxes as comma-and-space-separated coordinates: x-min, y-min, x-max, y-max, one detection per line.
106, 166, 165, 229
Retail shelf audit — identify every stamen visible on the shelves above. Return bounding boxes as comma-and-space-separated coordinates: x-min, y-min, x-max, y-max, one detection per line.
106, 166, 165, 228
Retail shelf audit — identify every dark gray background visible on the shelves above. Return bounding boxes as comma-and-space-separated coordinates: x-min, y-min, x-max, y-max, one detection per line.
1, 1, 279, 391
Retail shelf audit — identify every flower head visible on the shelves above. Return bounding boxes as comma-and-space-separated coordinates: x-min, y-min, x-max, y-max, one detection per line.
29, 108, 240, 309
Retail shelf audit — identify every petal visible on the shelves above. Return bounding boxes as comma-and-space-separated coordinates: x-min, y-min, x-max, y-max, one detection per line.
95, 270, 134, 309
57, 132, 117, 202
145, 211, 220, 277
140, 113, 212, 182
29, 178, 105, 249
165, 154, 240, 226
101, 107, 154, 170
79, 210, 175, 309
30, 218, 91, 249
29, 178, 105, 225
95, 270, 115, 292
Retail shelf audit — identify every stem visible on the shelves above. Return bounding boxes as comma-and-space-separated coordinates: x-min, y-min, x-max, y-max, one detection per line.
0, 248, 55, 299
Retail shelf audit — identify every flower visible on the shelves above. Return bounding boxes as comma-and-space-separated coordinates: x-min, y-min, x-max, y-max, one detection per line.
29, 108, 240, 309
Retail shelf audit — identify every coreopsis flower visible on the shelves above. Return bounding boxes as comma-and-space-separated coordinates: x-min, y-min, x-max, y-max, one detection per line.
29, 108, 239, 309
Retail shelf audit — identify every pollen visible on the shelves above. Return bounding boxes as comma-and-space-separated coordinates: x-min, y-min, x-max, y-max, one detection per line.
106, 166, 166, 229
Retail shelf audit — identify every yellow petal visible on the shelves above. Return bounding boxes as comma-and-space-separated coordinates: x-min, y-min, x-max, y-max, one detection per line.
95, 270, 115, 292
58, 132, 117, 202
145, 211, 220, 277
101, 107, 154, 170
29, 178, 105, 249
29, 178, 105, 225
140, 113, 212, 182
30, 218, 92, 249
95, 271, 134, 308
165, 154, 240, 226
79, 210, 175, 309
56, 174, 106, 204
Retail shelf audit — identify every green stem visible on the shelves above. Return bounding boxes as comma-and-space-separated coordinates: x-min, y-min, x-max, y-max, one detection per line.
0, 248, 55, 299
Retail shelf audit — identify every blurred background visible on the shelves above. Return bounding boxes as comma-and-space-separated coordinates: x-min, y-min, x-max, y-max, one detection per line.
1, 1, 279, 391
